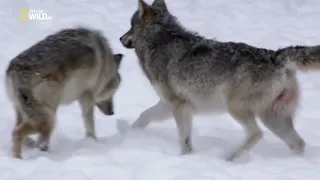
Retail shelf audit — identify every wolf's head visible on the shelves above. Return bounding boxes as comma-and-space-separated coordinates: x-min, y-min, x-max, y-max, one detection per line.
120, 0, 173, 49
96, 53, 123, 116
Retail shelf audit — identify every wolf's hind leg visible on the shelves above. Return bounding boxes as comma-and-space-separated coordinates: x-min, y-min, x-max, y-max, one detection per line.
14, 109, 38, 148
225, 103, 263, 161
12, 120, 36, 158
259, 89, 305, 154
260, 114, 305, 154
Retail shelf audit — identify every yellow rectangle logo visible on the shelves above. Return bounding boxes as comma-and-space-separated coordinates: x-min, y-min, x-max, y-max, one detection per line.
20, 9, 29, 20
19, 9, 53, 21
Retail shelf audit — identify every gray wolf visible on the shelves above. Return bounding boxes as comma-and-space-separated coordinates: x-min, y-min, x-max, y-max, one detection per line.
5, 27, 123, 159
119, 0, 320, 161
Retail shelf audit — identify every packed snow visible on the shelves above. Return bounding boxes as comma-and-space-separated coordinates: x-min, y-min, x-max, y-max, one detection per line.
1, 0, 320, 179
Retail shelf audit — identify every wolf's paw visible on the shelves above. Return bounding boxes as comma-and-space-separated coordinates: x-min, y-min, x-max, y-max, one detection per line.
86, 132, 97, 140
180, 148, 193, 155
290, 139, 306, 155
224, 152, 238, 162
38, 143, 49, 152
12, 153, 22, 159
223, 151, 250, 163
180, 148, 193, 156
132, 119, 149, 129
180, 139, 193, 155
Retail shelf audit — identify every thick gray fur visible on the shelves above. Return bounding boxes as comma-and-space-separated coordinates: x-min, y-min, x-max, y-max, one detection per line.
120, 0, 320, 161
6, 27, 123, 158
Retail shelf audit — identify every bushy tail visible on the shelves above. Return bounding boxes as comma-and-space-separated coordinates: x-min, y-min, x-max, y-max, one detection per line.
5, 69, 35, 116
275, 45, 320, 71
5, 64, 22, 108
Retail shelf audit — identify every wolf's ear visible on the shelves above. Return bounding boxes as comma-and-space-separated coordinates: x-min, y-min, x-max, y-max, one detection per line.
151, 0, 167, 11
114, 54, 123, 68
138, 0, 152, 20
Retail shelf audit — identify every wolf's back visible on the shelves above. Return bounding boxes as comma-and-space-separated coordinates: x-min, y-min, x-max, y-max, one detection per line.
83, 28, 115, 67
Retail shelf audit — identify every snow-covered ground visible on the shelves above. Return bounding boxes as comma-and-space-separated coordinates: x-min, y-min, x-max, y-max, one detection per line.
1, 0, 320, 179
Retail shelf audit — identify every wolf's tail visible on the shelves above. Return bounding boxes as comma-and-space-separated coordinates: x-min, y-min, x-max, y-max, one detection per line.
5, 68, 47, 148
5, 68, 35, 117
275, 45, 320, 71
5, 64, 22, 108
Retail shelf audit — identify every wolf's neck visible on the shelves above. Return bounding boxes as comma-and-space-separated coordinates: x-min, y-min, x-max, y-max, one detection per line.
143, 26, 199, 46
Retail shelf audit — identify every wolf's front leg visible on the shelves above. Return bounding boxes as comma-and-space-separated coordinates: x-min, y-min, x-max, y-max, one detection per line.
79, 92, 96, 140
132, 100, 172, 129
172, 102, 193, 155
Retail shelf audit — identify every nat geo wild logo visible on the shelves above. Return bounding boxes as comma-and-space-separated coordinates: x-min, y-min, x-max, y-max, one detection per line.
20, 9, 53, 21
